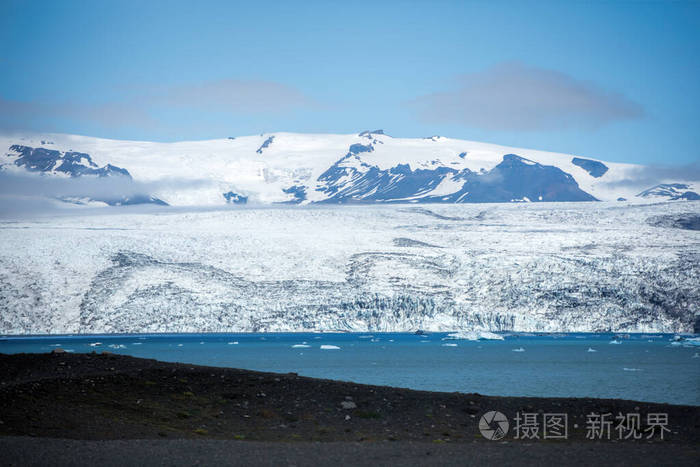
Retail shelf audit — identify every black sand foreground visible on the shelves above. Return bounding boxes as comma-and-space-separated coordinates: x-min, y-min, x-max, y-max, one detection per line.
1, 353, 698, 466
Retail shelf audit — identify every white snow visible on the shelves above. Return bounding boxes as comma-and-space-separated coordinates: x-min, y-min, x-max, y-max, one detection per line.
2, 130, 690, 205
0, 200, 698, 334
426, 176, 464, 197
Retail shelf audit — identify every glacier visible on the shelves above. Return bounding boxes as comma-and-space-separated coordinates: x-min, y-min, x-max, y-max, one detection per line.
0, 201, 698, 334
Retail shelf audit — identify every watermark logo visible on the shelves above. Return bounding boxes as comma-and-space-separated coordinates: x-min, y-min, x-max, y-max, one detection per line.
477, 410, 670, 441
479, 411, 509, 440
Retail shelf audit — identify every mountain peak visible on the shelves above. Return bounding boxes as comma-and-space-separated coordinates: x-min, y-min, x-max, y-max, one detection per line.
1, 131, 697, 207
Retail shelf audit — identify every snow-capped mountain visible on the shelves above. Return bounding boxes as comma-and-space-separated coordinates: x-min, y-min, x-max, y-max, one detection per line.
1, 130, 697, 207
637, 183, 700, 201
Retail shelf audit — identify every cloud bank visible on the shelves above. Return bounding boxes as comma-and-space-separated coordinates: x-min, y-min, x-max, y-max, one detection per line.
605, 162, 700, 189
0, 79, 314, 132
155, 79, 313, 114
0, 171, 211, 217
411, 62, 644, 131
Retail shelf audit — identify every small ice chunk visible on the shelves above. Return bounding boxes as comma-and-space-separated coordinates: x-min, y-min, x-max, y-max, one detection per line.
512, 347, 525, 352
609, 340, 622, 345
320, 345, 341, 350
441, 343, 458, 347
623, 368, 642, 371
587, 348, 597, 352
292, 344, 311, 348
89, 342, 102, 347
228, 341, 239, 345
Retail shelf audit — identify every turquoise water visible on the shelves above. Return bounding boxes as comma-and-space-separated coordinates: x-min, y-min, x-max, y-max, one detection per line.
2, 333, 698, 406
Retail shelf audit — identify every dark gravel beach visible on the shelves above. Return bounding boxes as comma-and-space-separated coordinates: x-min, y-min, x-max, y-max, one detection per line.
0, 352, 698, 465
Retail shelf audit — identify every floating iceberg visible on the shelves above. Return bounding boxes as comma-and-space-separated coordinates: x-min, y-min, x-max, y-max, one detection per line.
320, 345, 341, 350
227, 341, 239, 345
668, 336, 700, 347
446, 331, 504, 341
587, 348, 597, 352
291, 344, 311, 348
623, 368, 642, 371
609, 340, 622, 345
88, 342, 102, 347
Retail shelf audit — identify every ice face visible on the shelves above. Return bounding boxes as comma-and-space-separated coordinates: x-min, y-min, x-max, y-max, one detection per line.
0, 201, 698, 334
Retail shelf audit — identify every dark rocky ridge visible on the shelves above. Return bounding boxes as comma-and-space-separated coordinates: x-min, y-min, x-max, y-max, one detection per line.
316, 149, 597, 204
9, 145, 130, 178
571, 157, 609, 178
638, 183, 700, 201
4, 145, 167, 206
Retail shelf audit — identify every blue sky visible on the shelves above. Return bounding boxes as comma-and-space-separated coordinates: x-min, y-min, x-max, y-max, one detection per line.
1, 0, 699, 166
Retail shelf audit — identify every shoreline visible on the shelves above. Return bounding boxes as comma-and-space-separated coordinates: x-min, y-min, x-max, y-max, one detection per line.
1, 353, 698, 439
2, 352, 698, 464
